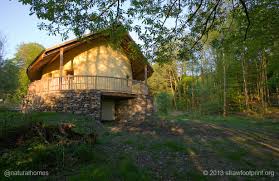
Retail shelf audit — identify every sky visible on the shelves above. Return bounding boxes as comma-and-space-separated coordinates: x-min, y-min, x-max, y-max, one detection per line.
0, 1, 70, 59
0, 0, 142, 60
0, 0, 180, 61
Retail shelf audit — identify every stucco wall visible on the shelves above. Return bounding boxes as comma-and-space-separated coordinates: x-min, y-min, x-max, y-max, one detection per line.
41, 42, 132, 79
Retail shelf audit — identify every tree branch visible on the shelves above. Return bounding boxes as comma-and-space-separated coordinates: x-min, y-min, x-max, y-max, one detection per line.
160, 0, 179, 29
187, 0, 203, 22
172, 0, 181, 34
190, 0, 221, 50
116, 0, 120, 22
239, 0, 250, 40
177, 0, 203, 34
91, 0, 118, 21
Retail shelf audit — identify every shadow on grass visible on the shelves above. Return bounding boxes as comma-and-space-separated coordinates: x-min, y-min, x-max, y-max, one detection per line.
103, 114, 279, 180
0, 112, 278, 180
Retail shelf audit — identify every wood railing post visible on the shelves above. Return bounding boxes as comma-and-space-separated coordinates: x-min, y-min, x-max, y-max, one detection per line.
59, 48, 64, 90
67, 75, 70, 90
86, 76, 88, 89
95, 76, 97, 90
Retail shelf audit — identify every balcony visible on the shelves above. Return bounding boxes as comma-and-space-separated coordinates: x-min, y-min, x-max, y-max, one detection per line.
27, 75, 148, 95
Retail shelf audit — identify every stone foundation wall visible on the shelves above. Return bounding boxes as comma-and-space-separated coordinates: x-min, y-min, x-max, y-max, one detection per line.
22, 90, 101, 121
115, 95, 154, 122
22, 90, 153, 122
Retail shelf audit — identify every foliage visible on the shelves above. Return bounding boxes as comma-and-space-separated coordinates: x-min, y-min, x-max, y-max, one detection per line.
0, 33, 6, 65
155, 92, 172, 115
147, 0, 278, 115
0, 40, 44, 106
148, 63, 173, 95
17, 0, 257, 60
0, 59, 19, 101
1, 0, 277, 115
0, 34, 19, 104
13, 43, 44, 102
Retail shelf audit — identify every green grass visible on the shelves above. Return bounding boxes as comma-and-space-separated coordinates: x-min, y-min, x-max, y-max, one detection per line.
0, 112, 152, 180
0, 111, 278, 180
0, 111, 101, 137
150, 139, 186, 152
69, 157, 151, 181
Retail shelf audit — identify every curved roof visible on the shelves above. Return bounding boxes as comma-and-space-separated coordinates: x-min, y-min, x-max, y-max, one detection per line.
27, 32, 153, 81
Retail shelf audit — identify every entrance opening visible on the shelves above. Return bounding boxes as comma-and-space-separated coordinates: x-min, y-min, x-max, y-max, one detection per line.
101, 99, 115, 121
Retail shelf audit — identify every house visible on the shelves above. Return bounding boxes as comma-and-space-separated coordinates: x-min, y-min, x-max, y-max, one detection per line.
21, 31, 154, 121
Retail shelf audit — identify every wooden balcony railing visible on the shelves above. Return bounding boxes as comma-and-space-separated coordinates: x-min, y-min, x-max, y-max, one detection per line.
28, 75, 148, 95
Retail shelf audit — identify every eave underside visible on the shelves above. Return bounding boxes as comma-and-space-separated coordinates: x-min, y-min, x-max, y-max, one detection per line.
27, 35, 153, 81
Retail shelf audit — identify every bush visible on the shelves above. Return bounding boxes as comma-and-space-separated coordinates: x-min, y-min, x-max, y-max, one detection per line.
155, 92, 172, 115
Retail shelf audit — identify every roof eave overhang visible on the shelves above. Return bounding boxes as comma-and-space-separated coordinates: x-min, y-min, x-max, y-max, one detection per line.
27, 32, 153, 81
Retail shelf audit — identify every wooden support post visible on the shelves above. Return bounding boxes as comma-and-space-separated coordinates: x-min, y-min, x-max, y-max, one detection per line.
70, 59, 73, 71
47, 78, 49, 92
59, 48, 64, 90
144, 65, 147, 85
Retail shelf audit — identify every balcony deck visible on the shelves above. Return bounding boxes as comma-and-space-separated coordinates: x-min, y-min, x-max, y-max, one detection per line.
27, 75, 148, 96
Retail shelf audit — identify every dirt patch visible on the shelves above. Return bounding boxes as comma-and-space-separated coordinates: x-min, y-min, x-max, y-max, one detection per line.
107, 116, 234, 139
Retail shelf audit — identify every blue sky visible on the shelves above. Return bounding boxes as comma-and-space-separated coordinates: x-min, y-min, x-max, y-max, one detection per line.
0, 1, 179, 60
0, 0, 71, 59
0, 0, 143, 59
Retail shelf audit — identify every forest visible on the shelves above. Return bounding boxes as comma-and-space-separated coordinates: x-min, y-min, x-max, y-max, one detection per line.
1, 0, 278, 117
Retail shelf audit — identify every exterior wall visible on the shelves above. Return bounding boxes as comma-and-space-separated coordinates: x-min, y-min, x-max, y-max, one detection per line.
22, 90, 101, 121
21, 90, 154, 122
41, 42, 132, 80
115, 95, 153, 122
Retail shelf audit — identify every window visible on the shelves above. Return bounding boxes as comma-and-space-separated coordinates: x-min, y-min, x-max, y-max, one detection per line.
65, 69, 74, 76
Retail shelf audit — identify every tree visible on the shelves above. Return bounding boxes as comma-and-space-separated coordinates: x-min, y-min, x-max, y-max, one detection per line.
0, 33, 6, 66
0, 34, 18, 102
18, 0, 253, 60
0, 59, 19, 101
14, 43, 44, 101
16, 0, 278, 115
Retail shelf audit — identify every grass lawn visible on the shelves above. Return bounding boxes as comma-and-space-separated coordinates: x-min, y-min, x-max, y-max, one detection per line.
0, 111, 278, 180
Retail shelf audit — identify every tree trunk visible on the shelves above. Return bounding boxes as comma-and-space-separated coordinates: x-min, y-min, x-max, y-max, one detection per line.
260, 51, 267, 113
191, 60, 195, 110
169, 71, 177, 110
223, 53, 227, 117
241, 58, 249, 110
263, 52, 270, 105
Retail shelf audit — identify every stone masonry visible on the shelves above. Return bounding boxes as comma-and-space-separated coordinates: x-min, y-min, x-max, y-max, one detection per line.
115, 95, 153, 122
22, 90, 153, 122
22, 90, 102, 121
